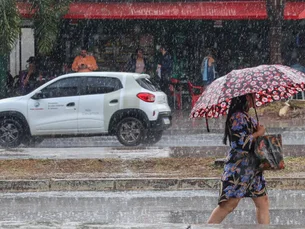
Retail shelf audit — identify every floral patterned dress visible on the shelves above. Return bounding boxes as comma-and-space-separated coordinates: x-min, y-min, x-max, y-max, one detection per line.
218, 111, 267, 204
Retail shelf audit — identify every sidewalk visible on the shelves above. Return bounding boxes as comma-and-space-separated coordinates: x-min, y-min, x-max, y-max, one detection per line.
166, 109, 305, 134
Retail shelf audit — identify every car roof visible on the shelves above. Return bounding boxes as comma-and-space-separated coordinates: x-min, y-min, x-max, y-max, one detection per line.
59, 72, 150, 80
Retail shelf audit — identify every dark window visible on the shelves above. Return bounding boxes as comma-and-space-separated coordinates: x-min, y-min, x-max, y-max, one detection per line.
41, 77, 80, 98
136, 78, 160, 92
84, 77, 122, 95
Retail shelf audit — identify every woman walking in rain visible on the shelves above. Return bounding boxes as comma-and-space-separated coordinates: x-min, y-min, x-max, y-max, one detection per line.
207, 93, 270, 224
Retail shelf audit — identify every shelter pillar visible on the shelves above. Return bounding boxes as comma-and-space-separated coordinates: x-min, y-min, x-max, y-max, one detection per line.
267, 0, 285, 64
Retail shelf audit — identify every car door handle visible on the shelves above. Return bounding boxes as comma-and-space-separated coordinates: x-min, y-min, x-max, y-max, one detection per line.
110, 99, 118, 104
66, 102, 75, 107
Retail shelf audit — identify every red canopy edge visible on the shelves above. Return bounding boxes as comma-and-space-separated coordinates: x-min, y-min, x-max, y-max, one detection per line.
17, 1, 267, 20
285, 2, 305, 20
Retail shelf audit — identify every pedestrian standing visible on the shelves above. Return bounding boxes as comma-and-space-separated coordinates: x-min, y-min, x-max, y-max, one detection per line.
72, 47, 98, 72
199, 48, 218, 86
157, 45, 173, 106
125, 48, 150, 73
22, 56, 41, 95
207, 93, 270, 225
6, 71, 15, 97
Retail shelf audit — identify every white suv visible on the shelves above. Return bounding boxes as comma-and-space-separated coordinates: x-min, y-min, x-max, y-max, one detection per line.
0, 72, 171, 147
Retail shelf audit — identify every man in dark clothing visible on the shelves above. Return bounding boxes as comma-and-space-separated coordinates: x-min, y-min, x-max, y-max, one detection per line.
22, 56, 41, 95
6, 71, 15, 97
157, 45, 173, 106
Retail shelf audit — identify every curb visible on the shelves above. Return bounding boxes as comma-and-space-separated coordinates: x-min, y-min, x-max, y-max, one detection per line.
1, 177, 305, 192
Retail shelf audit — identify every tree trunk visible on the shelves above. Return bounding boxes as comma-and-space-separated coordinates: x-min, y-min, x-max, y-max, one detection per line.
267, 0, 285, 64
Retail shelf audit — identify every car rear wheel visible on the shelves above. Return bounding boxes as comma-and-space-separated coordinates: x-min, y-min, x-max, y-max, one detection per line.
143, 130, 163, 145
0, 118, 24, 148
116, 117, 145, 146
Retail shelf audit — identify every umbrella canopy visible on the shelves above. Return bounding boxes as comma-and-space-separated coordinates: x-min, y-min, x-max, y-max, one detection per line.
190, 64, 305, 119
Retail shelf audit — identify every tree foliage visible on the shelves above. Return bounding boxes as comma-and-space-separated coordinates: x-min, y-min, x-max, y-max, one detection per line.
0, 0, 71, 56
0, 0, 21, 55
31, 0, 71, 55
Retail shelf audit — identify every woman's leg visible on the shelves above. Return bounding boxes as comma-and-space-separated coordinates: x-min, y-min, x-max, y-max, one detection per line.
207, 198, 241, 224
252, 195, 270, 224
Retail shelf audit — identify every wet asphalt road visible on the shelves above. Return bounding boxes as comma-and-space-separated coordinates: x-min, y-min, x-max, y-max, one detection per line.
39, 131, 305, 148
0, 131, 304, 159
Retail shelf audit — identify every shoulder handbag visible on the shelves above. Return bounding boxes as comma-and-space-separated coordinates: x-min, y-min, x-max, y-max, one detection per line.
251, 97, 285, 171
254, 134, 285, 170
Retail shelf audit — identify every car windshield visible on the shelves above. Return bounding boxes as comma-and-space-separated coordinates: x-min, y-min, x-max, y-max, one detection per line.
136, 78, 160, 92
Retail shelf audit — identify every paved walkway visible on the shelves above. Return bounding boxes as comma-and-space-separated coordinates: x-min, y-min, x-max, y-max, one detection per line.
0, 190, 303, 228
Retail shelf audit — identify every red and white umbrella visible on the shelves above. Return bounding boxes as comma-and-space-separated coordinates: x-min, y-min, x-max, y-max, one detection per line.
190, 64, 305, 119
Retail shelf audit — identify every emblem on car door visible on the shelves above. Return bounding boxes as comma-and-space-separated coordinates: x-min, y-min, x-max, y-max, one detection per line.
30, 101, 43, 110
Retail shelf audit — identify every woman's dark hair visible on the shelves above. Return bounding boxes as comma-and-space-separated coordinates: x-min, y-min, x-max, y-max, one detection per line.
135, 48, 143, 54
223, 95, 249, 145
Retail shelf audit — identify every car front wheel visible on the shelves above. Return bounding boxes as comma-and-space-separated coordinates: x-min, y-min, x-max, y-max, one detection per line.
0, 118, 24, 148
116, 117, 145, 146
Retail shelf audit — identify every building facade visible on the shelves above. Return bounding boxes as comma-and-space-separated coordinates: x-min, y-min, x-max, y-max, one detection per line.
11, 0, 305, 84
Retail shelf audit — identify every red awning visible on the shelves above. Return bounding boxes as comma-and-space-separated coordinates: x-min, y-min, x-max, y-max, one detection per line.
17, 1, 267, 20
285, 2, 305, 20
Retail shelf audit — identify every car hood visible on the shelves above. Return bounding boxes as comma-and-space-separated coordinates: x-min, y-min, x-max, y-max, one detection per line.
0, 96, 24, 104
0, 96, 26, 112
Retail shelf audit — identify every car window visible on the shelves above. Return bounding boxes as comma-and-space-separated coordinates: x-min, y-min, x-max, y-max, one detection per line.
41, 77, 80, 98
136, 78, 160, 92
84, 77, 123, 95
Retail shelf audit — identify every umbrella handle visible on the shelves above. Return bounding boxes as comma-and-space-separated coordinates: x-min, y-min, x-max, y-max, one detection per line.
206, 117, 210, 132
252, 95, 259, 127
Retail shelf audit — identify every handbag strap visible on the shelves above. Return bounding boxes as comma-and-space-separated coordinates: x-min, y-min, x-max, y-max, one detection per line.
226, 119, 233, 144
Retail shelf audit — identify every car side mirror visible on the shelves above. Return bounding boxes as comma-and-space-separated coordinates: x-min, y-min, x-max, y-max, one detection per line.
31, 91, 43, 100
